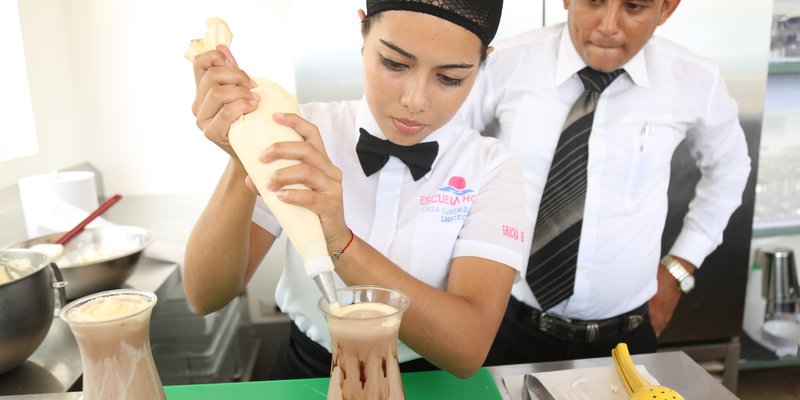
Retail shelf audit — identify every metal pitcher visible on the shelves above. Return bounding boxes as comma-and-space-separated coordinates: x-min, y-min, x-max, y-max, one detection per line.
756, 247, 800, 320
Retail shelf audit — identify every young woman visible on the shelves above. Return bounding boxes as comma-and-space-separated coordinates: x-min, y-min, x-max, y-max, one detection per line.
185, 0, 531, 379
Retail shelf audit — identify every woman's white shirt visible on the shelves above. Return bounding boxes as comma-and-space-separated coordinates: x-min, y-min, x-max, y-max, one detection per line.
252, 98, 532, 362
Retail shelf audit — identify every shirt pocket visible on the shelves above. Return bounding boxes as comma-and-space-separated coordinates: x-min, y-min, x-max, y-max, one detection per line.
409, 215, 464, 289
624, 122, 683, 212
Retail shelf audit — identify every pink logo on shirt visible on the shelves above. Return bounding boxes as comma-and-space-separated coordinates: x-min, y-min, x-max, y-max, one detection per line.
419, 176, 477, 206
502, 224, 525, 243
419, 176, 477, 223
439, 176, 474, 196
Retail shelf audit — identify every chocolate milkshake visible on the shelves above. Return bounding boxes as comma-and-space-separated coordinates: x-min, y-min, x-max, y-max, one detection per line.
61, 289, 165, 400
319, 286, 410, 400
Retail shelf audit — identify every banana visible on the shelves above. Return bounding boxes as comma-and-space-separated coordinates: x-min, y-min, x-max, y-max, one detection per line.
184, 17, 233, 61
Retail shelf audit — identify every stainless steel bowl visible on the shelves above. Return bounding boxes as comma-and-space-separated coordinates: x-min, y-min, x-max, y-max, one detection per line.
6, 226, 154, 300
0, 249, 66, 375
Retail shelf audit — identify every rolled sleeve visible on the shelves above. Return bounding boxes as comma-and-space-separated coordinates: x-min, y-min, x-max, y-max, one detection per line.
453, 148, 533, 280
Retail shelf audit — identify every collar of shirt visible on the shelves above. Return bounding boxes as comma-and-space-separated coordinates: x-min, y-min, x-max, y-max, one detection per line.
553, 23, 651, 89
353, 97, 456, 181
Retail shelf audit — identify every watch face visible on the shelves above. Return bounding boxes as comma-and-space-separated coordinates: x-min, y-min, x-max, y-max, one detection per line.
680, 276, 695, 292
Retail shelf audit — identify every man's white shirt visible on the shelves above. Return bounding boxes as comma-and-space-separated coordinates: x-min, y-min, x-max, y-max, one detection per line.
457, 23, 751, 320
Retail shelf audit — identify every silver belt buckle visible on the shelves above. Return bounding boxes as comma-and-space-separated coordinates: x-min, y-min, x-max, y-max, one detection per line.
585, 322, 600, 342
539, 311, 571, 333
626, 315, 645, 331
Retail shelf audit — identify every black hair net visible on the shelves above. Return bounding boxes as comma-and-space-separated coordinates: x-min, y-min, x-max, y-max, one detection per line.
366, 0, 503, 45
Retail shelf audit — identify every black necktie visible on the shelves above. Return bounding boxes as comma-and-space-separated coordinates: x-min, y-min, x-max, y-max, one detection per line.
356, 128, 439, 181
526, 67, 625, 311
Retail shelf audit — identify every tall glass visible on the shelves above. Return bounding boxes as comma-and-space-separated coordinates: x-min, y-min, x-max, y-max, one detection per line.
318, 286, 410, 400
60, 289, 165, 400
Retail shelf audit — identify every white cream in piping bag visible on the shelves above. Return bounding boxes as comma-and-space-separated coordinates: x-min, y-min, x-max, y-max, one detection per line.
185, 18, 339, 307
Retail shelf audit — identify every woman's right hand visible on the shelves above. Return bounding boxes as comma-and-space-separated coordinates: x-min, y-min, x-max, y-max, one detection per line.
191, 45, 259, 157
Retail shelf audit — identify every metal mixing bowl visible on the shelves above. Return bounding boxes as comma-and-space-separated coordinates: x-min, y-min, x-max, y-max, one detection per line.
6, 226, 154, 300
0, 249, 66, 375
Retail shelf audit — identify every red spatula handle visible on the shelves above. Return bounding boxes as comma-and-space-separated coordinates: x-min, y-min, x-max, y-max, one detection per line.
54, 194, 123, 245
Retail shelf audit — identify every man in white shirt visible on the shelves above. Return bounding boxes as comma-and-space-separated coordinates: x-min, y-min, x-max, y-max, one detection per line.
457, 0, 751, 363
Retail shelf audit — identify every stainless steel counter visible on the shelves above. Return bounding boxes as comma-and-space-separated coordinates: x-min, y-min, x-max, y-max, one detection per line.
0, 195, 739, 399
0, 258, 180, 396
0, 351, 736, 399
0, 194, 206, 397
0, 320, 80, 395
488, 351, 739, 400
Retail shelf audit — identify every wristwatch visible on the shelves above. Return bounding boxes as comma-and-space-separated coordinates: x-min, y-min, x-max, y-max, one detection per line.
661, 255, 695, 294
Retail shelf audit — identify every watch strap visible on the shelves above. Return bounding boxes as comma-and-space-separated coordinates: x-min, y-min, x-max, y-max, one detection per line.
661, 255, 694, 293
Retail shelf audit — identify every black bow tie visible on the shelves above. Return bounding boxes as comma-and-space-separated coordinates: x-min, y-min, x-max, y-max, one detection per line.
356, 128, 439, 181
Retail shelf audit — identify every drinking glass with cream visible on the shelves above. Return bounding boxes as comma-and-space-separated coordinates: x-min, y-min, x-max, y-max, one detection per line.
60, 289, 165, 400
319, 286, 410, 400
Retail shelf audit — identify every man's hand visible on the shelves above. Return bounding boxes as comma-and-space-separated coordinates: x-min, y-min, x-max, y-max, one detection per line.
649, 256, 696, 336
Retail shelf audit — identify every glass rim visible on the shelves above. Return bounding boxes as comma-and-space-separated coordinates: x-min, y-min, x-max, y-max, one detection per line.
59, 288, 157, 324
317, 285, 410, 320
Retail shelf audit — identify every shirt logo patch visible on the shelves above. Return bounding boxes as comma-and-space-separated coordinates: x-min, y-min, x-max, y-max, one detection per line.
419, 176, 477, 223
439, 176, 474, 196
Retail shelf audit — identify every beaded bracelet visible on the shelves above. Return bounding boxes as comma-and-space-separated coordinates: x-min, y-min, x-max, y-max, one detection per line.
330, 229, 354, 260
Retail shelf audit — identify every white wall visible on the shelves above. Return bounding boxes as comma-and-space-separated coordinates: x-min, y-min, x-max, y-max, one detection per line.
4, 0, 295, 197
71, 0, 298, 197
656, 0, 772, 115
3, 0, 87, 191
544, 0, 773, 115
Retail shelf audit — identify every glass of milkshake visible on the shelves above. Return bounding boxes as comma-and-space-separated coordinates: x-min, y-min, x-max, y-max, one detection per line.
318, 285, 410, 400
60, 289, 165, 400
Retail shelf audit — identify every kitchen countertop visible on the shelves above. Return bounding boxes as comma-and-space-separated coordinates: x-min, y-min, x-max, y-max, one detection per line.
488, 351, 739, 400
0, 194, 205, 396
0, 351, 736, 399
0, 255, 180, 395
0, 194, 741, 398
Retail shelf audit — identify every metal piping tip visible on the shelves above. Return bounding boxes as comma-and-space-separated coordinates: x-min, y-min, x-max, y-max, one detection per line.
313, 271, 339, 306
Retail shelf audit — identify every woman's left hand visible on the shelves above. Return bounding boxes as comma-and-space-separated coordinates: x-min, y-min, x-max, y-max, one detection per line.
256, 113, 352, 252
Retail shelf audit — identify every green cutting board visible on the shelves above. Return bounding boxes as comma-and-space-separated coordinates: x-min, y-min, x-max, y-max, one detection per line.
164, 367, 502, 399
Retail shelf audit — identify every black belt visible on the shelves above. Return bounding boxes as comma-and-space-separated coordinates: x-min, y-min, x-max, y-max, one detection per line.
507, 297, 648, 343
